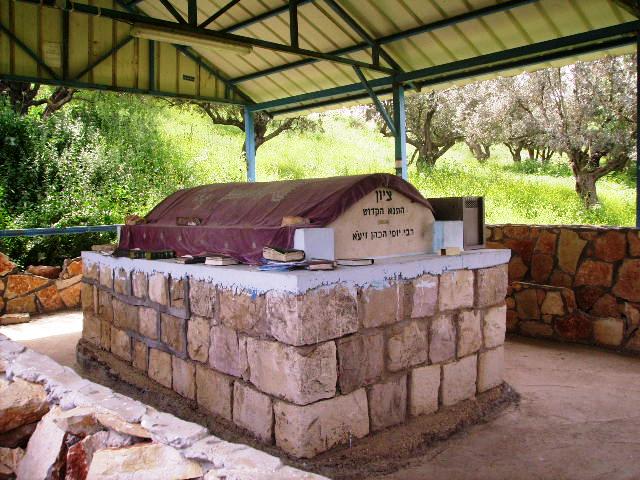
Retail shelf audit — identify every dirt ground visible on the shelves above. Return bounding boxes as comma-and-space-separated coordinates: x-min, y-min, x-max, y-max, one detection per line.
3, 311, 640, 480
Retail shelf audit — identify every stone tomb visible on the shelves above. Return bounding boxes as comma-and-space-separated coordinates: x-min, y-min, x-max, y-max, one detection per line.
80, 248, 509, 458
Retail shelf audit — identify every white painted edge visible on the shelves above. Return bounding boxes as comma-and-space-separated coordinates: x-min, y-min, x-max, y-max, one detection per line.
82, 249, 511, 295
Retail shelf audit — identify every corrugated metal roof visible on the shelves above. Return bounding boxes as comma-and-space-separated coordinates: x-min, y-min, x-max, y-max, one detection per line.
2, 0, 637, 115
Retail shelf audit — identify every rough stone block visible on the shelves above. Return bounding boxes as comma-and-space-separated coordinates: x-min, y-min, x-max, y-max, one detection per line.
0, 252, 17, 277
148, 348, 172, 389
81, 283, 96, 313
483, 304, 506, 349
189, 280, 216, 318
592, 294, 620, 318
97, 290, 113, 323
429, 314, 456, 364
593, 317, 624, 347
187, 315, 210, 363
5, 275, 50, 300
509, 256, 528, 282
368, 375, 407, 431
457, 310, 482, 357
594, 231, 626, 262
360, 283, 402, 328
112, 298, 138, 332
99, 264, 113, 290
148, 273, 169, 305
209, 325, 248, 378
530, 254, 554, 283
6, 296, 37, 314
161, 313, 186, 354
58, 281, 82, 308
138, 307, 159, 340
612, 260, 640, 302
439, 270, 474, 311
575, 260, 613, 287
478, 346, 504, 392
246, 337, 336, 405
132, 340, 148, 371
629, 231, 640, 257
35, 285, 64, 312
541, 291, 564, 316
195, 364, 233, 421
476, 265, 508, 307
409, 364, 440, 416
233, 382, 273, 443
558, 229, 587, 274
100, 321, 111, 351
172, 356, 196, 400
132, 271, 147, 299
515, 288, 540, 320
219, 288, 268, 335
387, 320, 428, 372
534, 230, 557, 255
83, 262, 99, 281
170, 277, 188, 310
113, 267, 130, 295
266, 285, 358, 346
442, 354, 477, 406
274, 389, 369, 458
520, 321, 553, 338
411, 274, 438, 318
82, 312, 101, 345
555, 312, 592, 341
336, 332, 384, 394
110, 327, 131, 362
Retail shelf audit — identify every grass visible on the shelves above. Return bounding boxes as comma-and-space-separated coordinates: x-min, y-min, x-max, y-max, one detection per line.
158, 108, 636, 227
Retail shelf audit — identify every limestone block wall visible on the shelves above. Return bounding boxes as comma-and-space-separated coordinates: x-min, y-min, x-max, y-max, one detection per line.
486, 225, 640, 353
81, 251, 509, 459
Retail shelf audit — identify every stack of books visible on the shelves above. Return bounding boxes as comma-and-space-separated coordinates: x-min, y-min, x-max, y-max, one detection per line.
260, 246, 336, 271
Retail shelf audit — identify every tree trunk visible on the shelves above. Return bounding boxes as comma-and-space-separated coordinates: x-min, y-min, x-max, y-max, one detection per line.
574, 171, 599, 208
505, 143, 522, 163
467, 142, 490, 162
527, 148, 535, 161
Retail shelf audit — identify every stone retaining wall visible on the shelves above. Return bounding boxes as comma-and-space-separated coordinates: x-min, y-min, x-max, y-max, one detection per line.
0, 333, 325, 479
486, 225, 640, 353
81, 252, 509, 458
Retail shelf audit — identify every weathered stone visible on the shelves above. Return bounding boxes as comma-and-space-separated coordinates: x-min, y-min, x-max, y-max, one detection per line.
504, 238, 535, 264
82, 313, 101, 345
409, 364, 440, 416
575, 260, 613, 287
0, 253, 16, 277
612, 259, 640, 302
170, 277, 187, 309
509, 256, 528, 282
337, 332, 384, 394
549, 269, 573, 288
503, 225, 529, 239
189, 280, 216, 318
0, 377, 49, 433
476, 264, 508, 308
483, 304, 506, 349
439, 270, 474, 311
110, 327, 132, 361
411, 274, 438, 319
84, 261, 99, 281
442, 355, 477, 406
267, 285, 358, 346
625, 302, 640, 327
138, 306, 159, 340
100, 320, 111, 350
274, 389, 369, 458
188, 315, 210, 363
515, 288, 540, 320
112, 298, 138, 331
5, 274, 50, 299
196, 364, 233, 421
55, 273, 82, 291
0, 446, 24, 476
457, 310, 482, 357
132, 271, 148, 299
555, 312, 592, 341
219, 288, 268, 335
209, 325, 248, 378
429, 314, 456, 363
62, 258, 83, 279
557, 229, 587, 274
65, 430, 136, 480
506, 309, 518, 331
172, 356, 196, 400
360, 283, 403, 328
148, 272, 169, 305
26, 265, 60, 279
368, 375, 407, 431
113, 267, 130, 295
628, 231, 640, 257
34, 284, 64, 312
86, 442, 203, 479
58, 281, 83, 308
478, 346, 504, 392
6, 295, 37, 314
141, 410, 207, 448
594, 231, 626, 262
593, 317, 624, 347
246, 337, 336, 405
16, 407, 66, 480
148, 348, 172, 389
387, 320, 428, 372
98, 290, 113, 323
185, 437, 284, 473
575, 286, 605, 311
0, 313, 30, 325
534, 230, 557, 255
0, 422, 37, 449
540, 291, 564, 316
591, 294, 620, 318
82, 282, 97, 313
530, 254, 554, 283
161, 313, 186, 354
233, 382, 273, 443
133, 340, 148, 371
99, 264, 113, 289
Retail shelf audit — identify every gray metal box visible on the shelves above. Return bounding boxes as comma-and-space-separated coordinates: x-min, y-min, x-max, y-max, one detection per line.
426, 196, 485, 249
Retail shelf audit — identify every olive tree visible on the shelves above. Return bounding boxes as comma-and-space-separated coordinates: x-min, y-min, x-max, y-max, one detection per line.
0, 81, 76, 118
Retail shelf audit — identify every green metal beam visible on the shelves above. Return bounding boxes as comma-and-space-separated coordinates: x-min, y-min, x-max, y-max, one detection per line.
0, 20, 59, 80
160, 0, 187, 24
353, 66, 395, 136
72, 36, 134, 81
200, 0, 241, 29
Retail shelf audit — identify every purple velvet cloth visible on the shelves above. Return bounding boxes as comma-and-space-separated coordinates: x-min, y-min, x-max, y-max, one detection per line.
119, 173, 433, 264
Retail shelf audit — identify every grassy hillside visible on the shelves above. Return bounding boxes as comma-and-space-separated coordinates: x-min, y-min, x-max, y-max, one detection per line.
159, 108, 636, 227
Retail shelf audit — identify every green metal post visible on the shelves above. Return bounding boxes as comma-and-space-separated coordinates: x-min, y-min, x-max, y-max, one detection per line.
244, 107, 256, 182
636, 33, 639, 227
392, 83, 407, 180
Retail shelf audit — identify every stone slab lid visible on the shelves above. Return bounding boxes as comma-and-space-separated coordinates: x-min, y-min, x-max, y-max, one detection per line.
119, 174, 433, 264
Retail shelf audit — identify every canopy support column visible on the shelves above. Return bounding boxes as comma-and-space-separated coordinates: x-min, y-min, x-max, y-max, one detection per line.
244, 107, 256, 182
636, 33, 639, 227
392, 83, 407, 180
